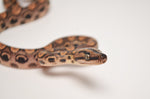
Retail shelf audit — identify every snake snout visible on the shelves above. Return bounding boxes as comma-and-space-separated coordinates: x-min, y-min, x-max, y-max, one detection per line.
99, 53, 107, 64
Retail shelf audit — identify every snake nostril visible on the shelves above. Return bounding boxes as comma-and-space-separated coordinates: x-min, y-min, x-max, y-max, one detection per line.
101, 54, 107, 59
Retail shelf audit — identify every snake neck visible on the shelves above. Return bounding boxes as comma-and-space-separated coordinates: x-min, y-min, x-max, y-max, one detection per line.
37, 50, 76, 66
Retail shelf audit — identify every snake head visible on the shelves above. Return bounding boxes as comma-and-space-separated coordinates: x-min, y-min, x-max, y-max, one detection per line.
73, 48, 107, 65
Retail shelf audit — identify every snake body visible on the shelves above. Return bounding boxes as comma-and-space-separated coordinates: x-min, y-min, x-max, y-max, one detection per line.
0, 0, 107, 69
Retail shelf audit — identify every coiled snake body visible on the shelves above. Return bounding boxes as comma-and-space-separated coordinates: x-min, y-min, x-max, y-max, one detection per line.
0, 0, 107, 69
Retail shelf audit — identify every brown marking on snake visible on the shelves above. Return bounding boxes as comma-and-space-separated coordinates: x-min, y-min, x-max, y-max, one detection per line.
10, 63, 18, 68
60, 59, 66, 62
10, 47, 19, 53
9, 16, 18, 25
87, 39, 96, 46
0, 12, 7, 19
11, 5, 22, 15
71, 60, 74, 63
1, 52, 11, 62
44, 44, 54, 52
28, 63, 37, 68
28, 3, 37, 10
55, 39, 63, 44
78, 36, 86, 41
48, 58, 55, 62
66, 46, 75, 51
64, 42, 70, 47
4, 0, 19, 7
68, 56, 71, 59
15, 54, 28, 64
68, 36, 76, 41
0, 43, 6, 50
38, 0, 46, 3
60, 51, 67, 56
25, 49, 35, 54
37, 51, 47, 58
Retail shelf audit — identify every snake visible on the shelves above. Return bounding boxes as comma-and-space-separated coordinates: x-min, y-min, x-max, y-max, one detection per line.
0, 0, 107, 69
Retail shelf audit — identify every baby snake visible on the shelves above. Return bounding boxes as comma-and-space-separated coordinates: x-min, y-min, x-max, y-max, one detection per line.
0, 0, 107, 69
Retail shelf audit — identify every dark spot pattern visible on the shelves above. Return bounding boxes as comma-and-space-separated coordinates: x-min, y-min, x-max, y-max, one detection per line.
16, 55, 28, 64
25, 14, 31, 19
71, 60, 74, 63
10, 18, 18, 24
74, 44, 78, 48
90, 49, 100, 53
65, 44, 69, 47
18, 57, 27, 63
5, 27, 9, 30
48, 58, 55, 62
11, 63, 18, 68
57, 53, 61, 55
20, 21, 25, 24
90, 57, 99, 60
35, 15, 39, 20
75, 57, 84, 60
1, 54, 9, 61
39, 60, 45, 64
60, 59, 66, 62
79, 51, 90, 55
29, 63, 37, 67
39, 7, 45, 12
68, 56, 71, 59
1, 23, 6, 28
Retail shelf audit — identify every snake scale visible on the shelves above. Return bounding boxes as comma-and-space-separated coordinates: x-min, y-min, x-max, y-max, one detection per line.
0, 0, 107, 69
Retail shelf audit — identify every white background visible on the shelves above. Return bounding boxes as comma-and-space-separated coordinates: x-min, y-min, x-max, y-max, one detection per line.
0, 0, 150, 99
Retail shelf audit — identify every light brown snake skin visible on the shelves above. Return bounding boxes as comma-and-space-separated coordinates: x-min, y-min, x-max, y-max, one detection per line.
0, 0, 107, 69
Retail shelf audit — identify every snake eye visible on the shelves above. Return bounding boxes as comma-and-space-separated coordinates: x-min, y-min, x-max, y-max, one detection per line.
85, 54, 90, 61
